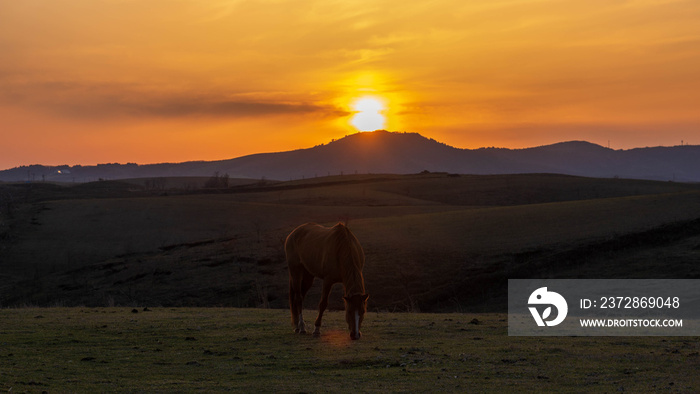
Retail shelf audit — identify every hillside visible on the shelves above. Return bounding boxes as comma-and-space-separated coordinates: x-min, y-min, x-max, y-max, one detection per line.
2, 173, 700, 311
2, 131, 699, 182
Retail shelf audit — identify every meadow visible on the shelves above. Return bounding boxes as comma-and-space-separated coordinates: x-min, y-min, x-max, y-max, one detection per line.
1, 173, 699, 311
2, 173, 700, 391
2, 307, 699, 392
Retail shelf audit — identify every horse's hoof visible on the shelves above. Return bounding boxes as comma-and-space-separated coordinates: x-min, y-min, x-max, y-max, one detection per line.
312, 331, 321, 338
294, 328, 300, 334
299, 329, 307, 334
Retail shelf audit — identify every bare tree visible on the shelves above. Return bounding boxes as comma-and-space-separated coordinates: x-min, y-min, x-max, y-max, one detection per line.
204, 172, 230, 189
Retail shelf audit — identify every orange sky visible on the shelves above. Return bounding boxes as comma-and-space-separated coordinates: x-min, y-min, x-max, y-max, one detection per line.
2, 0, 700, 169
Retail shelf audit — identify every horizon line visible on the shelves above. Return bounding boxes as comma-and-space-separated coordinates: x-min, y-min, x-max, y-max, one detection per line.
2, 130, 697, 171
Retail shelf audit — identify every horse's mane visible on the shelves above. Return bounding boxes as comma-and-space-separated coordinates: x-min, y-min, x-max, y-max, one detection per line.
330, 223, 365, 295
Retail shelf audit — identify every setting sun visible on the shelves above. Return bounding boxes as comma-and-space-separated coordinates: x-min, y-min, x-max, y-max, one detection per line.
1, 0, 699, 170
350, 97, 386, 132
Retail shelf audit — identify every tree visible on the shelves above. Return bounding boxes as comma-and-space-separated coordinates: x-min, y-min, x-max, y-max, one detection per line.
204, 172, 230, 189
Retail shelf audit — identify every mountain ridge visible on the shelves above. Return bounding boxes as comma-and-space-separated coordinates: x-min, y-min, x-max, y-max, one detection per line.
2, 131, 698, 182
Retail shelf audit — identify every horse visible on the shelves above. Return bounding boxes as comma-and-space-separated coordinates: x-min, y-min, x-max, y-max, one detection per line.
285, 222, 369, 340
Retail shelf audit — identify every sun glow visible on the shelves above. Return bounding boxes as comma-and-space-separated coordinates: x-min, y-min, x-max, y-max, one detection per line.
350, 97, 386, 131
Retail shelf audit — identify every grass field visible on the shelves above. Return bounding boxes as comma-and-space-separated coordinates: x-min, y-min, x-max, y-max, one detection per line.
2, 174, 700, 392
2, 307, 699, 392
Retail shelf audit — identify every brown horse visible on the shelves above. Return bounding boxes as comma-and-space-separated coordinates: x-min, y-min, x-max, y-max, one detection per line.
285, 222, 369, 340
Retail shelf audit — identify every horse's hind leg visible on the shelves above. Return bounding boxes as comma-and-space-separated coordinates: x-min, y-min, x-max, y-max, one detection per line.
289, 278, 300, 332
296, 271, 314, 334
313, 279, 333, 337
288, 262, 307, 333
287, 238, 305, 334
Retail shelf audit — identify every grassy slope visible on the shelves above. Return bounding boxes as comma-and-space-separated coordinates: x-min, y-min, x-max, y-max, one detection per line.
352, 191, 700, 311
1, 174, 700, 310
1, 308, 698, 392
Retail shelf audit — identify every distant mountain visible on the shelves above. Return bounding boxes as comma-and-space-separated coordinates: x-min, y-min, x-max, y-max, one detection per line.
2, 131, 699, 182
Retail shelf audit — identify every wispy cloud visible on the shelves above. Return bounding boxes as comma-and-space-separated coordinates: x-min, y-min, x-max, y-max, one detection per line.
0, 78, 347, 120
1, 0, 700, 169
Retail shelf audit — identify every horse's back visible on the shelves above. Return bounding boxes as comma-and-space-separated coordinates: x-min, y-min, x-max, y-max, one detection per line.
285, 222, 327, 258
286, 223, 330, 276
285, 223, 363, 279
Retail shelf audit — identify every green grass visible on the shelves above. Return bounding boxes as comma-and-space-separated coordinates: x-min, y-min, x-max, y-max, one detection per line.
1, 308, 698, 392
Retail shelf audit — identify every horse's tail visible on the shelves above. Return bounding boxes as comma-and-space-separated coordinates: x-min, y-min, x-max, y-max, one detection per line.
285, 223, 310, 263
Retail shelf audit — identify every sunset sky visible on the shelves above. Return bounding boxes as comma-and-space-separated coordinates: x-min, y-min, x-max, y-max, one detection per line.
2, 0, 699, 169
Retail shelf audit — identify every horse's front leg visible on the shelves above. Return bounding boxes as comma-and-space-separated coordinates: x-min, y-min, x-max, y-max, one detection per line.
313, 280, 333, 337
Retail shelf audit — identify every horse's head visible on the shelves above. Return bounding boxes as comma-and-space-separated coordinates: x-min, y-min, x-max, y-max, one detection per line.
344, 293, 369, 340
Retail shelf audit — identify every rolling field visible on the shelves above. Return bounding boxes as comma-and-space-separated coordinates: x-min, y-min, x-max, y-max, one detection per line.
1, 173, 700, 311
2, 308, 699, 392
2, 173, 700, 391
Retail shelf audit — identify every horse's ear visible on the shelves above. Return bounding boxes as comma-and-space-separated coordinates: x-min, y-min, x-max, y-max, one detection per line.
362, 294, 369, 302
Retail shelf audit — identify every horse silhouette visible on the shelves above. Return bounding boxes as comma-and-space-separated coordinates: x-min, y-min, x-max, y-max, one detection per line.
285, 222, 368, 340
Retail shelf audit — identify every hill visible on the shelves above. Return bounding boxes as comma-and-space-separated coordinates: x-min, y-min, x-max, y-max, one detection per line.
2, 131, 699, 182
2, 173, 699, 311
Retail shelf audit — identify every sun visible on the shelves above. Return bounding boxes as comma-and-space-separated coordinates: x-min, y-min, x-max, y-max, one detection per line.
350, 97, 386, 131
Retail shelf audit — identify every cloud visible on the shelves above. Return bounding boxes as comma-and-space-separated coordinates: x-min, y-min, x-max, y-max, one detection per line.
0, 78, 348, 121
112, 96, 343, 119
2, 0, 700, 151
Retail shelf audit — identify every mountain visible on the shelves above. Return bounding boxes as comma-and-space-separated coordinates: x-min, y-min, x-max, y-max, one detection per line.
2, 131, 699, 182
